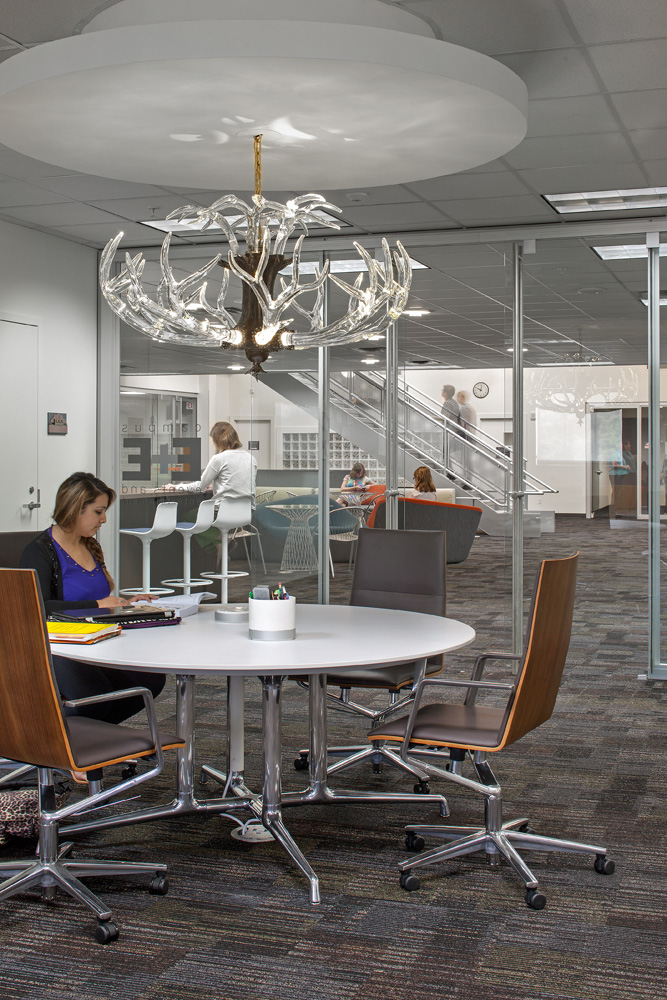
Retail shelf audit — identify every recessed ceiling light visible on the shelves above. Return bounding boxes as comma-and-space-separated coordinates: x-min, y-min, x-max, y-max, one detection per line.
536, 360, 613, 366
403, 308, 432, 317
545, 187, 667, 214
640, 296, 667, 306
227, 364, 244, 370
362, 358, 380, 364
120, 390, 146, 394
506, 347, 528, 352
577, 286, 605, 295
593, 244, 667, 260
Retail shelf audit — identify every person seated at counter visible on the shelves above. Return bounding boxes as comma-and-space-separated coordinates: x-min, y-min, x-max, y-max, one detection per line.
162, 420, 257, 507
20, 471, 165, 724
407, 465, 438, 501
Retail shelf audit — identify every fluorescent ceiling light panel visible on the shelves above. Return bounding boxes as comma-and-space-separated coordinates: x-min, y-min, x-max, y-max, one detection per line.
640, 297, 667, 306
592, 244, 667, 260
403, 308, 432, 317
280, 257, 428, 276
142, 209, 348, 233
545, 187, 667, 214
536, 360, 613, 367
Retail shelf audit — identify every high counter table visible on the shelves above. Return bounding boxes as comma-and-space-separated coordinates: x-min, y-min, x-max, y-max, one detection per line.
54, 604, 475, 903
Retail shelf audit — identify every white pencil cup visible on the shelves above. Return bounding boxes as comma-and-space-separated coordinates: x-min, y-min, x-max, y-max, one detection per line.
248, 595, 296, 641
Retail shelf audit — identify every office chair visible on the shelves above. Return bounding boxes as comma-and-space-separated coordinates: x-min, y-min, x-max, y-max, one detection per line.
294, 528, 447, 788
0, 568, 185, 943
368, 553, 615, 909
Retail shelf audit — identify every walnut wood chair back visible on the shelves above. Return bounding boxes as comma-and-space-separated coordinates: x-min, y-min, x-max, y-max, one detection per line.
501, 552, 578, 749
0, 568, 76, 772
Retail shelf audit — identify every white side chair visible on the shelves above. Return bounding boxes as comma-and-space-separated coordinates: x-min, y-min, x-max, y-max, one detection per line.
201, 496, 252, 604
161, 497, 217, 595
119, 501, 178, 597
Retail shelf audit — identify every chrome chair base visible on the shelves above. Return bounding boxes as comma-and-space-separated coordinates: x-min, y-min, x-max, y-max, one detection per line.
398, 754, 614, 906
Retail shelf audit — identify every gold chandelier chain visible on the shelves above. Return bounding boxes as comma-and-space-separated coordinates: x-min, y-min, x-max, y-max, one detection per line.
254, 133, 262, 198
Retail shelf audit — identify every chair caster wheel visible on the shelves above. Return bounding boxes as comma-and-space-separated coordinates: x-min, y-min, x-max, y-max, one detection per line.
372, 762, 383, 774
95, 920, 119, 944
294, 755, 309, 771
121, 763, 137, 780
594, 855, 615, 875
414, 780, 430, 794
525, 889, 546, 910
405, 832, 425, 852
149, 874, 169, 895
199, 768, 208, 784
399, 871, 420, 892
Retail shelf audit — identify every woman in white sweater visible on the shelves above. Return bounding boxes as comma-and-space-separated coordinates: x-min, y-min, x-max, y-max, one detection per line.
170, 421, 257, 505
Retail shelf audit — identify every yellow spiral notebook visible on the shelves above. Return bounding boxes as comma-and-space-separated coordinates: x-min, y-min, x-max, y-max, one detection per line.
46, 621, 122, 644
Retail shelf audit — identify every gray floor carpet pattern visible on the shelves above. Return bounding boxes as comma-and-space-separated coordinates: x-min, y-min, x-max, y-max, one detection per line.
0, 515, 666, 999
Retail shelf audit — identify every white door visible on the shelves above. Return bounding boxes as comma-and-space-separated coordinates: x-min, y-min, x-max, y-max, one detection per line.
0, 319, 40, 531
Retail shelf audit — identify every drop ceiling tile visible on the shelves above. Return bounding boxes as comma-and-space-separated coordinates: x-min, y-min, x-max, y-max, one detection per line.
405, 0, 576, 54
644, 160, 667, 184
89, 194, 201, 222
495, 48, 601, 99
318, 184, 420, 207
406, 172, 530, 200
562, 0, 667, 44
626, 128, 667, 160
337, 203, 456, 228
589, 39, 667, 92
0, 178, 72, 207
610, 89, 667, 130
526, 95, 619, 138
0, 202, 126, 226
33, 174, 172, 201
0, 146, 80, 179
0, 1, 100, 44
505, 132, 635, 169
518, 162, 649, 192
432, 196, 554, 224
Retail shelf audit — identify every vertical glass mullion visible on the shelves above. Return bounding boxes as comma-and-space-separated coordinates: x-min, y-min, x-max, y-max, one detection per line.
317, 251, 330, 605
647, 237, 663, 678
385, 320, 398, 529
512, 242, 524, 654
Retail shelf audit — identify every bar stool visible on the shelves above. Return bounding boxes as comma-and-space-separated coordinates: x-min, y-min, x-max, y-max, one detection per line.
161, 497, 217, 595
201, 496, 252, 605
119, 501, 178, 597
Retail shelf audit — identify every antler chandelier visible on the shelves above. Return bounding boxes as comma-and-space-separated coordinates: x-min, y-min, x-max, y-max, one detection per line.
100, 135, 412, 375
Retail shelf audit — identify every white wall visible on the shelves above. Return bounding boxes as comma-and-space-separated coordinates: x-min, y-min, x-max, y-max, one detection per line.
0, 219, 98, 529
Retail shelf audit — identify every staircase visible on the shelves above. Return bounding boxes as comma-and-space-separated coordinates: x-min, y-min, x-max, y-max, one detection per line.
260, 370, 557, 534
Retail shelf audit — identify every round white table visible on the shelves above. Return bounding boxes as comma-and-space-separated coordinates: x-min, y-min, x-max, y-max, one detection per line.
55, 604, 474, 903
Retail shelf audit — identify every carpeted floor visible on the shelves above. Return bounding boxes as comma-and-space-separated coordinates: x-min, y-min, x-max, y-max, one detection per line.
1, 515, 666, 1000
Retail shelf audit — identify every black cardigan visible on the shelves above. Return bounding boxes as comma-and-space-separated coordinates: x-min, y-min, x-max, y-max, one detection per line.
20, 529, 106, 614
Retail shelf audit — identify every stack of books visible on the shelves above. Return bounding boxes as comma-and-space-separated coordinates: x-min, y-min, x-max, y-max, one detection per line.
46, 621, 121, 644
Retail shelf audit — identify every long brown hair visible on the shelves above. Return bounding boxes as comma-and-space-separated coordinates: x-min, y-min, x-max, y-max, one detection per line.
52, 472, 116, 589
210, 421, 242, 452
413, 465, 436, 493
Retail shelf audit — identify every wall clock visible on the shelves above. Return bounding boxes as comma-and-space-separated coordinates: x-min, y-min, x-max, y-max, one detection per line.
473, 381, 489, 398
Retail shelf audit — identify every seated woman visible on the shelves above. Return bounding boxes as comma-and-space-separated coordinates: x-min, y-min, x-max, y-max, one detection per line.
164, 420, 257, 507
337, 462, 373, 507
407, 465, 437, 501
20, 471, 165, 724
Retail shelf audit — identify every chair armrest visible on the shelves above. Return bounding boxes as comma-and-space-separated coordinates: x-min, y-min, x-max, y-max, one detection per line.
466, 652, 522, 705
64, 686, 163, 770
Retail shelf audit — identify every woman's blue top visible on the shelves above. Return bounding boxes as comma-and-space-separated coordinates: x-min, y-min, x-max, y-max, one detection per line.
49, 528, 110, 604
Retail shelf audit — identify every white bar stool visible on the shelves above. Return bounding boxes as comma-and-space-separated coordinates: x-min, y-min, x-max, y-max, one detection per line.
201, 496, 252, 604
162, 497, 218, 596
119, 501, 178, 597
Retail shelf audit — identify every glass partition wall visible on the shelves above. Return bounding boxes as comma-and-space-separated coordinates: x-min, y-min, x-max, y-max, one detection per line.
101, 224, 664, 677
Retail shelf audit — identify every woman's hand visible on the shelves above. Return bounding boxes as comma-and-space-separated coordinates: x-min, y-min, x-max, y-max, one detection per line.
96, 596, 132, 609
128, 594, 155, 603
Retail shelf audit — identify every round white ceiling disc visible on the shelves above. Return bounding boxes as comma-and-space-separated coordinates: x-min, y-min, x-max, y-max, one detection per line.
0, 0, 527, 190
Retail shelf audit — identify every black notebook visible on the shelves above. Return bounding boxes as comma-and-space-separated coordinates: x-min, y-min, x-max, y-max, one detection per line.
49, 604, 177, 625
